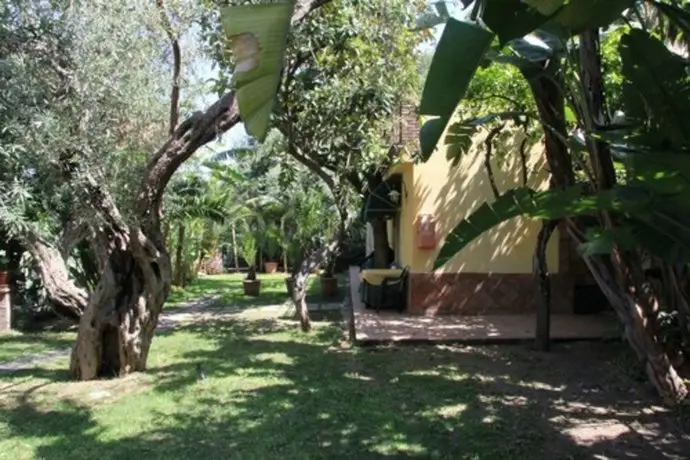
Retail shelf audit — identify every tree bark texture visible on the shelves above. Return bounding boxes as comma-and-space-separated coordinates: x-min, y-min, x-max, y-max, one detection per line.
580, 29, 685, 404
292, 240, 339, 332
232, 223, 239, 272
70, 225, 170, 379
173, 222, 185, 286
576, 248, 687, 405
25, 234, 88, 320
534, 220, 558, 351
660, 265, 690, 363
528, 34, 688, 404
68, 0, 331, 380
291, 212, 353, 332
69, 93, 237, 379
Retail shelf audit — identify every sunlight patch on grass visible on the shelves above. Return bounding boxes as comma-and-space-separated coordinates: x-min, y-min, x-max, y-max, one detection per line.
364, 431, 429, 456
371, 439, 428, 456
0, 276, 672, 460
250, 352, 294, 365
420, 403, 469, 419
344, 371, 373, 382
481, 415, 501, 424
523, 381, 566, 392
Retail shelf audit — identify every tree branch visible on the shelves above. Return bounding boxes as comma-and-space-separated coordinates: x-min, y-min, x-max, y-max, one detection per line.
56, 149, 129, 236
59, 218, 90, 259
137, 0, 332, 233
519, 135, 529, 187
24, 232, 88, 319
292, 0, 331, 23
156, 0, 181, 134
483, 123, 505, 200
286, 141, 336, 189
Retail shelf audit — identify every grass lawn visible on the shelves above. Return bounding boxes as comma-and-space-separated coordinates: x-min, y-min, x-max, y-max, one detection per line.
166, 272, 347, 309
0, 331, 76, 363
1, 277, 688, 459
1, 273, 342, 364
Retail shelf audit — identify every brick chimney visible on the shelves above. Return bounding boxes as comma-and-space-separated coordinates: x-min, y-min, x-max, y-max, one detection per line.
396, 100, 419, 155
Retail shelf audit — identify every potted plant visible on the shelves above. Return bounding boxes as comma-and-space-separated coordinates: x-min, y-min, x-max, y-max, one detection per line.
319, 257, 338, 298
263, 225, 280, 274
0, 251, 8, 286
240, 234, 261, 296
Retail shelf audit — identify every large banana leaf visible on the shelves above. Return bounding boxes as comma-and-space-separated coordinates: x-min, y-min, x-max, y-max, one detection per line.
482, 0, 557, 44
610, 145, 690, 189
633, 212, 690, 264
547, 0, 634, 33
650, 0, 690, 40
481, 0, 634, 43
619, 28, 690, 149
418, 18, 493, 160
221, 2, 294, 142
577, 215, 690, 265
432, 181, 679, 269
418, 0, 629, 162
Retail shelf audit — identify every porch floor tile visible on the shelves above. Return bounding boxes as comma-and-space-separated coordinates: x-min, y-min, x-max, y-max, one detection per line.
348, 266, 621, 344
353, 310, 621, 343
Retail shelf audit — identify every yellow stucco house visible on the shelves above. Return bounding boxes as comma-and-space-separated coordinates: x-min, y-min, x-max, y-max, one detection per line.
362, 110, 583, 316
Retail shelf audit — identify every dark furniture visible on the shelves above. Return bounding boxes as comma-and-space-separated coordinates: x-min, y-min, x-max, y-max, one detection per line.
360, 267, 409, 313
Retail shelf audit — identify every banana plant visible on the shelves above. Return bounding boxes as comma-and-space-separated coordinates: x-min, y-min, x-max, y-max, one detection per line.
418, 0, 690, 269
221, 1, 294, 141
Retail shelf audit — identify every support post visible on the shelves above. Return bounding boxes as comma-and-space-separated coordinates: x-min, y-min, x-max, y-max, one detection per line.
534, 220, 558, 351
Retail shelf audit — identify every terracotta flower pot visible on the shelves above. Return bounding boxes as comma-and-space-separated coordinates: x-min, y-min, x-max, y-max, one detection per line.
285, 276, 294, 294
320, 276, 338, 298
243, 279, 261, 296
0, 271, 8, 286
264, 261, 278, 274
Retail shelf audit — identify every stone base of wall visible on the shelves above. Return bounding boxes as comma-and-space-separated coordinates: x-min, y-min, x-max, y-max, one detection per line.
0, 286, 10, 331
408, 272, 573, 316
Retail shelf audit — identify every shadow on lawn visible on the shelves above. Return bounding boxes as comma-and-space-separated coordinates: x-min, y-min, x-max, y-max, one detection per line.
2, 317, 689, 459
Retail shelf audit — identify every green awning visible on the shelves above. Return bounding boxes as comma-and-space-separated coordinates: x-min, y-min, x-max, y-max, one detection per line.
362, 174, 402, 221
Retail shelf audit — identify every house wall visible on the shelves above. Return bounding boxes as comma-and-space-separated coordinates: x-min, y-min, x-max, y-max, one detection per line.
411, 126, 558, 273
400, 121, 573, 315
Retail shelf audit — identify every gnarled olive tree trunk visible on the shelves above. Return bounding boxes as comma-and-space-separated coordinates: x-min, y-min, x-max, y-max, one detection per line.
67, 0, 329, 380
24, 233, 88, 320
70, 227, 170, 378
69, 91, 239, 379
